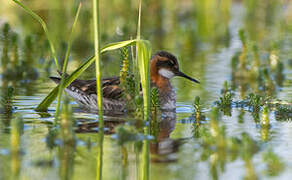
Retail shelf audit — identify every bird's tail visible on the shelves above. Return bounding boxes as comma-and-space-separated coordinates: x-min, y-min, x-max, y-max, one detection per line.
49, 76, 61, 84
49, 71, 70, 84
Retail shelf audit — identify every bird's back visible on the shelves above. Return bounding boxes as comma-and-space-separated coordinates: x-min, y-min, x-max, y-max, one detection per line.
50, 76, 126, 111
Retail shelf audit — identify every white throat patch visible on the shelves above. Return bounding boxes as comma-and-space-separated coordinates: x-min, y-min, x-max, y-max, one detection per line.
158, 68, 175, 79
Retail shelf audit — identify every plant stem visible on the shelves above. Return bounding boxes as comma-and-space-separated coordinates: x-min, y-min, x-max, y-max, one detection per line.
134, 0, 142, 95
92, 0, 104, 179
140, 126, 150, 180
55, 3, 82, 122
136, 1, 151, 179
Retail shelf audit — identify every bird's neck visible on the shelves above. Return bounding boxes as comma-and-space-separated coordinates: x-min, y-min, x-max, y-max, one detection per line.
149, 58, 176, 110
150, 65, 176, 110
150, 65, 171, 92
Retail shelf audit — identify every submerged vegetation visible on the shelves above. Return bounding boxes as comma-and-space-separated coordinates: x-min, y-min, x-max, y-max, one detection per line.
1, 0, 292, 179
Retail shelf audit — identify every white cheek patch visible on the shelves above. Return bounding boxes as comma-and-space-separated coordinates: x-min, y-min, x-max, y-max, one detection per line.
158, 68, 175, 79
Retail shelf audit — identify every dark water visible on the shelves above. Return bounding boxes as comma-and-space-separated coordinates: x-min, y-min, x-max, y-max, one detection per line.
1, 1, 292, 179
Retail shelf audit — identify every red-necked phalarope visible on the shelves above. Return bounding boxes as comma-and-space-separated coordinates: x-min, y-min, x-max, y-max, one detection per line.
50, 51, 199, 112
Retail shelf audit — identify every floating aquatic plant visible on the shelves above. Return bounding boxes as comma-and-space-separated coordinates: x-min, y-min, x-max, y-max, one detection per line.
261, 105, 270, 127
274, 104, 292, 121
247, 93, 263, 112
216, 81, 233, 116
193, 96, 202, 121
193, 96, 206, 138
119, 47, 130, 85
119, 47, 139, 110
247, 93, 264, 123
150, 87, 160, 112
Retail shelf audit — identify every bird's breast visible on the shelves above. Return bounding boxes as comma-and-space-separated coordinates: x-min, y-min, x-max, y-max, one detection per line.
159, 88, 176, 110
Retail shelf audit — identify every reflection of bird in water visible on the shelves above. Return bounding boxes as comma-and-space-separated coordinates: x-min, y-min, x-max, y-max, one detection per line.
150, 111, 188, 163
74, 110, 187, 163
50, 51, 199, 112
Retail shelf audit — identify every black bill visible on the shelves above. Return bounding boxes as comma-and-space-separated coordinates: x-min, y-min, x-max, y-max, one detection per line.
176, 71, 200, 84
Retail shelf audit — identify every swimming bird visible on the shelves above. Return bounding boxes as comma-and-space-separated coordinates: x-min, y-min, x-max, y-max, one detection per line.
50, 51, 199, 112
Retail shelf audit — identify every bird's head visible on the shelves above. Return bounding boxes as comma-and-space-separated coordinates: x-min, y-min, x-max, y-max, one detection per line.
150, 51, 200, 83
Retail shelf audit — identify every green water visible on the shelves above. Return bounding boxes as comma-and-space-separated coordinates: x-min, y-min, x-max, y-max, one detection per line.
1, 0, 292, 179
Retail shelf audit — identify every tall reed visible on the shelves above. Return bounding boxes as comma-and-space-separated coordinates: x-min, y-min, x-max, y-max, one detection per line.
136, 1, 150, 180
137, 40, 151, 180
134, 0, 142, 95
92, 0, 104, 179
55, 3, 82, 121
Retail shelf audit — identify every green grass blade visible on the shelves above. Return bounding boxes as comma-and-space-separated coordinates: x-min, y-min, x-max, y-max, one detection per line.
35, 87, 59, 112
136, 40, 152, 180
137, 40, 151, 120
12, 0, 60, 70
92, 0, 103, 178
134, 0, 143, 95
137, 0, 142, 40
35, 39, 137, 112
55, 3, 82, 120
101, 40, 137, 52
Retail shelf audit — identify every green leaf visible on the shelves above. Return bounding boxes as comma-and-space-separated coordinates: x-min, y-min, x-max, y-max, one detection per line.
100, 40, 137, 53
136, 40, 152, 119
